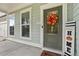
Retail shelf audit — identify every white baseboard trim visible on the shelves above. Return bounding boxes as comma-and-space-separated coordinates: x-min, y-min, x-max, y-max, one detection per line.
6, 38, 41, 48
42, 47, 62, 55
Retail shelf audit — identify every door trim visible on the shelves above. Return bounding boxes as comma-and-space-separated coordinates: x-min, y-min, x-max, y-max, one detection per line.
40, 3, 67, 54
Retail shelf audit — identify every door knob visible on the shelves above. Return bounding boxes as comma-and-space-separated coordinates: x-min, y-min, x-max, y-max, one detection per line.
42, 26, 43, 28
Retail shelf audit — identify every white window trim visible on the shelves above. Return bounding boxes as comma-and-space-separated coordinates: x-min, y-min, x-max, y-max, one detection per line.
8, 14, 15, 37
20, 7, 32, 40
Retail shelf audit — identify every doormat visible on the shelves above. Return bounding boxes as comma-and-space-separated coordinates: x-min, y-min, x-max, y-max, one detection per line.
41, 50, 61, 56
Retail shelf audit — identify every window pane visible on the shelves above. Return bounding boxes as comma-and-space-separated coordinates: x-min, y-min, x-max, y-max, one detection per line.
21, 12, 30, 24
9, 15, 15, 35
10, 26, 14, 35
22, 25, 29, 37
10, 19, 14, 26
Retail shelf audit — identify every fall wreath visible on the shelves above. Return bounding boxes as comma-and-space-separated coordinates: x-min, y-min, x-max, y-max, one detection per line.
47, 11, 58, 26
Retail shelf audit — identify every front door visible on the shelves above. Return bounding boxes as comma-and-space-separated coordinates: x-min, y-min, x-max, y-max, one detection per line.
43, 6, 62, 50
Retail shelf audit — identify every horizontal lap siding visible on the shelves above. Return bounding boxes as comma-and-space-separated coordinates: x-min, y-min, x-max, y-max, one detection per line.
73, 4, 79, 56
31, 4, 41, 43
67, 3, 73, 21
67, 3, 79, 56
9, 4, 45, 45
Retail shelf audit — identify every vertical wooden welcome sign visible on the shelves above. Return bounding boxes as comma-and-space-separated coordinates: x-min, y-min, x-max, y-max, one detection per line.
64, 21, 76, 56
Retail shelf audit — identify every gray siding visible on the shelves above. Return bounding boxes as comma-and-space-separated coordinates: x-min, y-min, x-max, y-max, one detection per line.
67, 3, 73, 21
73, 4, 79, 56
67, 3, 79, 56
8, 4, 45, 45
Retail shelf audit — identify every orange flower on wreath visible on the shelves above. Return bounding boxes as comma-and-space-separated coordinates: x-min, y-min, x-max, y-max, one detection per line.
47, 11, 58, 26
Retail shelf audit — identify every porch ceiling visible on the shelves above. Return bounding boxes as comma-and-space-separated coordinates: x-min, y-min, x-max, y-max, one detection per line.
0, 3, 32, 13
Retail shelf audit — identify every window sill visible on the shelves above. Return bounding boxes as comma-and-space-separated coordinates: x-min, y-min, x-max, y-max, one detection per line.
20, 36, 31, 40
9, 35, 15, 38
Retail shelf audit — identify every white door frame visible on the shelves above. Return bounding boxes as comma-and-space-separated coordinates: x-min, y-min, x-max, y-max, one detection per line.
40, 3, 67, 54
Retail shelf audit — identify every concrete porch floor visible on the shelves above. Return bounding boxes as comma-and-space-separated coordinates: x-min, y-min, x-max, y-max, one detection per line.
0, 40, 42, 56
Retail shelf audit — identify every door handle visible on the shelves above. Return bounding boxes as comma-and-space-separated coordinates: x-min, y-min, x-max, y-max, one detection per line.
42, 26, 43, 28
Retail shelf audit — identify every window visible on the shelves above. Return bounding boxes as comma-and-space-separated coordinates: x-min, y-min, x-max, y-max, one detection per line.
20, 8, 31, 39
9, 14, 15, 36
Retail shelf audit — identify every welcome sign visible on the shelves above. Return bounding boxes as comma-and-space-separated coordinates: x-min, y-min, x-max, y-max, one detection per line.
64, 21, 76, 56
